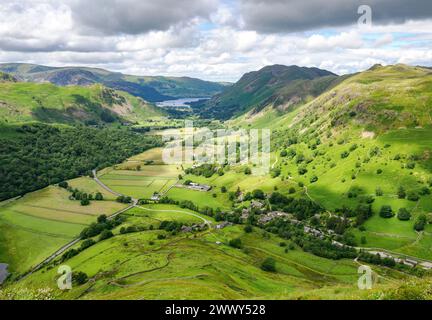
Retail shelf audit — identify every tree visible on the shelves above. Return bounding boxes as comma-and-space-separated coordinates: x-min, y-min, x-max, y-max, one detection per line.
95, 192, 104, 201
310, 175, 318, 183
97, 214, 107, 224
379, 205, 394, 218
376, 187, 383, 196
80, 198, 90, 206
298, 167, 308, 175
252, 189, 265, 200
261, 257, 276, 272
414, 215, 427, 231
407, 191, 420, 202
229, 238, 242, 249
99, 230, 114, 241
73, 271, 88, 285
58, 181, 68, 189
280, 150, 288, 157
397, 208, 411, 221
244, 225, 253, 233
80, 239, 96, 250
397, 186, 406, 199
221, 186, 227, 193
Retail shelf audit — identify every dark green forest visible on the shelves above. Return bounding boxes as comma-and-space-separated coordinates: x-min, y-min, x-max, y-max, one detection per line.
0, 123, 162, 200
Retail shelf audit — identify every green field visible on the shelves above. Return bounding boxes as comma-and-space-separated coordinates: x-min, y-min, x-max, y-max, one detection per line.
5, 205, 405, 300
0, 181, 127, 275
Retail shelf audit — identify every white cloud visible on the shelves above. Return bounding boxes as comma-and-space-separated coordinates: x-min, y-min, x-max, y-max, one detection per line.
0, 1, 430, 82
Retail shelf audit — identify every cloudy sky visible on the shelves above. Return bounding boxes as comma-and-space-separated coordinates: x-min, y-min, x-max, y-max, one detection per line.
0, 0, 431, 82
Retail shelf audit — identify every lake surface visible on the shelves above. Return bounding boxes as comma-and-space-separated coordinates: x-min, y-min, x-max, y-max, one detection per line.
156, 97, 209, 108
0, 263, 9, 285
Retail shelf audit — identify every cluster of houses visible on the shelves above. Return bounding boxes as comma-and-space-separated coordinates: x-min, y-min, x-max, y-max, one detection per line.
180, 223, 208, 233
214, 221, 233, 230
258, 211, 290, 224
183, 182, 212, 192
369, 251, 432, 270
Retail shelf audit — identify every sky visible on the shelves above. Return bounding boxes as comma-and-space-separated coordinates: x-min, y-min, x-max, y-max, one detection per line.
0, 0, 431, 82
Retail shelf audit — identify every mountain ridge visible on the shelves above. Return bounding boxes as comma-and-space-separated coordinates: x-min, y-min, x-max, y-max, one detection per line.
194, 64, 339, 120
0, 63, 228, 102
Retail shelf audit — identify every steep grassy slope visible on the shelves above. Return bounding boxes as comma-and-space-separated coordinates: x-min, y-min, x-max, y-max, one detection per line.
285, 64, 432, 136
0, 81, 163, 125
1, 205, 409, 300
0, 63, 227, 102
195, 65, 339, 120
261, 65, 432, 258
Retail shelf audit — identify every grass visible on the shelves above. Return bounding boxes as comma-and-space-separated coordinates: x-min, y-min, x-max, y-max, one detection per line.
0, 81, 163, 125
8, 209, 403, 300
0, 181, 127, 275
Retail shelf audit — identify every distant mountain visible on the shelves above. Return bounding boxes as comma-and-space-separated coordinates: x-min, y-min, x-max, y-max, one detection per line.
0, 78, 164, 125
194, 65, 339, 120
0, 63, 227, 102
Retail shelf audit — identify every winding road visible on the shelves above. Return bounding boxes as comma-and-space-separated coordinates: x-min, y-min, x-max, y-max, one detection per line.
18, 170, 137, 280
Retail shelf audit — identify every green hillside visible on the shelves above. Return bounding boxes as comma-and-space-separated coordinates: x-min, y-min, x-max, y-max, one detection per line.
0, 63, 227, 102
194, 65, 339, 120
0, 81, 163, 125
1, 64, 432, 300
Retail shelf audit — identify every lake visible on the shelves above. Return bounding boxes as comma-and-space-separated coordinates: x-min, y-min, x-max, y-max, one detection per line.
156, 97, 209, 108
0, 263, 9, 285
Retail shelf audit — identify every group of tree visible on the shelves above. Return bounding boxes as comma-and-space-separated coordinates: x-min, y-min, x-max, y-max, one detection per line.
80, 214, 124, 240
185, 164, 222, 178
59, 182, 104, 206
61, 215, 124, 262
357, 251, 397, 268
269, 192, 323, 220
0, 123, 162, 201
116, 195, 132, 204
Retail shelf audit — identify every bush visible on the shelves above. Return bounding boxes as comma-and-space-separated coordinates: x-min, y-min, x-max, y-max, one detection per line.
80, 239, 96, 250
244, 225, 253, 233
376, 187, 383, 196
419, 187, 431, 196
73, 271, 88, 285
244, 167, 252, 175
298, 167, 308, 175
58, 181, 69, 189
261, 257, 276, 272
397, 186, 406, 199
310, 175, 318, 183
379, 205, 394, 218
414, 215, 427, 231
397, 208, 411, 221
407, 191, 420, 202
229, 238, 242, 249
341, 151, 350, 159
95, 192, 104, 201
252, 189, 265, 200
99, 230, 114, 241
